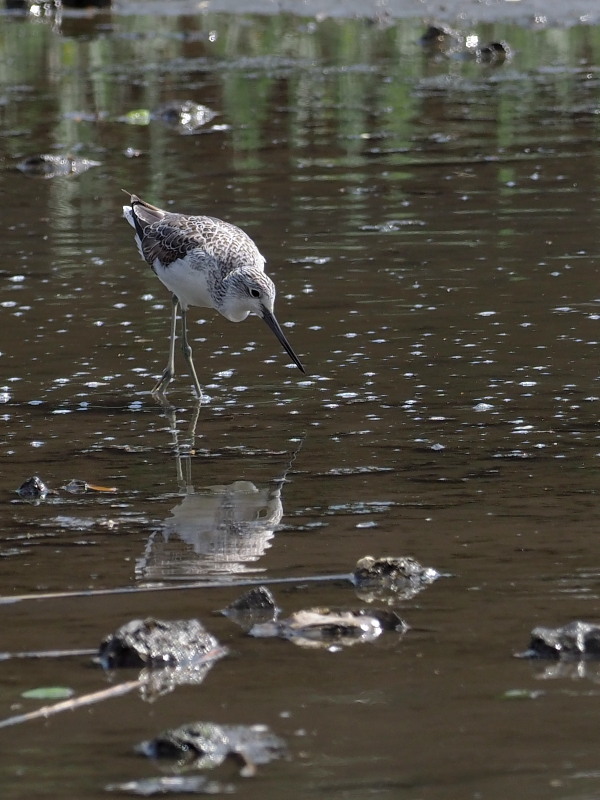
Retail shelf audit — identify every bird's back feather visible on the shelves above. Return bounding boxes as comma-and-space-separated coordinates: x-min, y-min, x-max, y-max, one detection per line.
122, 194, 266, 277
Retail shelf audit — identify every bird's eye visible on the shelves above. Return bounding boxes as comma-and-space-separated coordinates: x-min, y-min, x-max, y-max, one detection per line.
249, 288, 261, 298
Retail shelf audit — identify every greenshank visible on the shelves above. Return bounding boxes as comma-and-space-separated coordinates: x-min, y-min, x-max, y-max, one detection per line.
123, 193, 305, 399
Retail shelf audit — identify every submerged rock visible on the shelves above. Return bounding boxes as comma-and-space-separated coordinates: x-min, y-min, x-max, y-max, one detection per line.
516, 621, 600, 660
419, 24, 461, 54
137, 721, 286, 777
249, 607, 407, 649
15, 476, 115, 503
479, 41, 511, 64
220, 586, 279, 630
16, 153, 101, 178
16, 475, 55, 501
353, 555, 440, 602
99, 618, 226, 698
154, 100, 217, 134
224, 586, 277, 613
419, 25, 510, 65
122, 101, 218, 135
99, 618, 223, 669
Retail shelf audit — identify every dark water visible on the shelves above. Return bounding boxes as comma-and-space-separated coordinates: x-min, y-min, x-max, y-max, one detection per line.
0, 6, 599, 799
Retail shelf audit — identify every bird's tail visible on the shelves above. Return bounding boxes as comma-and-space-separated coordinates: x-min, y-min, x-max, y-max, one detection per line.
122, 191, 167, 239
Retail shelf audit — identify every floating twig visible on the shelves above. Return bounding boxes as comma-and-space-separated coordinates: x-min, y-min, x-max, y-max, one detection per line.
0, 648, 96, 662
0, 679, 142, 730
0, 573, 353, 606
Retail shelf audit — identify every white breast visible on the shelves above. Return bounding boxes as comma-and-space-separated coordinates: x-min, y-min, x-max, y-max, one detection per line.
153, 258, 214, 310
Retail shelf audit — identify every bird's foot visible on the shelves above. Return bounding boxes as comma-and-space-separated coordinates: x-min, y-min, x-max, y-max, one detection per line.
152, 368, 173, 396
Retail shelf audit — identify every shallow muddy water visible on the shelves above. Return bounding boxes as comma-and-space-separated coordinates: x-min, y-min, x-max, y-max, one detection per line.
0, 4, 599, 799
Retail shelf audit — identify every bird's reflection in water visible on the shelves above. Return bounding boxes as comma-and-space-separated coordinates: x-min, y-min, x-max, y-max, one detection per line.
137, 405, 301, 582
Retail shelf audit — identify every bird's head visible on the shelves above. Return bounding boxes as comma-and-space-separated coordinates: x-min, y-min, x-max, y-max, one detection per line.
220, 268, 276, 323
220, 268, 305, 373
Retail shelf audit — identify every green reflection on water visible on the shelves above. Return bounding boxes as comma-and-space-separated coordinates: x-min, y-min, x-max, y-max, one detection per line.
2, 13, 600, 165
1, 10, 600, 251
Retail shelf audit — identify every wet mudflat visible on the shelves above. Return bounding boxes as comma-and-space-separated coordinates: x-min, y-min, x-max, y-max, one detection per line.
0, 2, 599, 798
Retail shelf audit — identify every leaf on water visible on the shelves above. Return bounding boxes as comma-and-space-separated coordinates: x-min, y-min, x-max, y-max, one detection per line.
22, 686, 75, 700
500, 689, 544, 701
105, 775, 235, 795
122, 109, 151, 125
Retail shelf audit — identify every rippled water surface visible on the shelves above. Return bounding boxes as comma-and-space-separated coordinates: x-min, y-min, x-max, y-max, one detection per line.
0, 5, 599, 799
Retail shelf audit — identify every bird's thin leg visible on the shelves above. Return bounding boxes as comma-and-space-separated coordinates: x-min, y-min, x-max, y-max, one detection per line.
152, 294, 179, 395
180, 305, 203, 401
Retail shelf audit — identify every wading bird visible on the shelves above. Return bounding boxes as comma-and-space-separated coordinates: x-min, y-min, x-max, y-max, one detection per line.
123, 193, 305, 399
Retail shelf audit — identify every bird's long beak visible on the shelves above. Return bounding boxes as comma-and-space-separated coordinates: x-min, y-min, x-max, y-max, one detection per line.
262, 308, 305, 374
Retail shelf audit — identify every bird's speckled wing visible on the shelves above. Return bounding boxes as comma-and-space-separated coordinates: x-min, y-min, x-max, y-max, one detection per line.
140, 214, 266, 276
